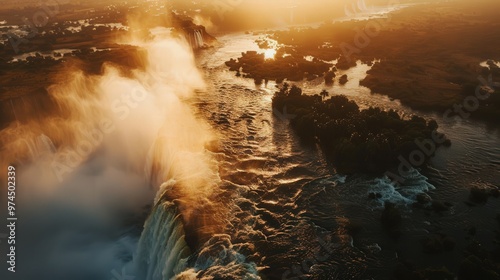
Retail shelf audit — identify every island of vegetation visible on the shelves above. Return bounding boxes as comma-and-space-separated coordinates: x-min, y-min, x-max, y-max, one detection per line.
272, 83, 450, 174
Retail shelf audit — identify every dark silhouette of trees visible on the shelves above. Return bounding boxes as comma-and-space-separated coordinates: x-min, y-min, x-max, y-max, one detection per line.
320, 89, 329, 100
272, 83, 449, 174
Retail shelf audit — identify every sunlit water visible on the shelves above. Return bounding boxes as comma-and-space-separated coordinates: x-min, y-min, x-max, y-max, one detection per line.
186, 31, 500, 278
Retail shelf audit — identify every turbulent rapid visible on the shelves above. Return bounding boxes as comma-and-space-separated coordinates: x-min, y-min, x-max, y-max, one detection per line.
163, 31, 500, 279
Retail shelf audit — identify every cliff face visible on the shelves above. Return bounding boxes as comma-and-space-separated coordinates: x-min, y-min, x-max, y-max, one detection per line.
171, 12, 216, 49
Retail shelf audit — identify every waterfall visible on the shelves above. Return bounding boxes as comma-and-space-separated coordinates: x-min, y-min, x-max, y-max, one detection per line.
19, 133, 56, 160
133, 180, 262, 280
194, 30, 204, 49
185, 30, 204, 49
38, 134, 57, 154
135, 197, 191, 280
131, 28, 261, 279
135, 201, 262, 280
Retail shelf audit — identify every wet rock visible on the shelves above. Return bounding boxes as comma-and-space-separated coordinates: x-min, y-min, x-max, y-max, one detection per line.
443, 138, 452, 147
339, 74, 348, 85
324, 70, 336, 85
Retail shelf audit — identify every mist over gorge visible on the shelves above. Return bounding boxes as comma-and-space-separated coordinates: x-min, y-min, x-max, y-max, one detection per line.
0, 22, 228, 279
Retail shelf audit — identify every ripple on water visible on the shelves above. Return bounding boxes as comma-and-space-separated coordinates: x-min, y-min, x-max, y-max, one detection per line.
193, 31, 500, 279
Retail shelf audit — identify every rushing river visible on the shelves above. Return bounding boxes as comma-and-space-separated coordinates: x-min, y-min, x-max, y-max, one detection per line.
174, 31, 500, 278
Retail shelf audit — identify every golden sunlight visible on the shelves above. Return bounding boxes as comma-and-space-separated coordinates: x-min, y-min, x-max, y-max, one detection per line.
263, 49, 276, 60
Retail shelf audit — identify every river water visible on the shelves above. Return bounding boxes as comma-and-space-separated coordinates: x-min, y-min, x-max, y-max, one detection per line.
181, 29, 500, 278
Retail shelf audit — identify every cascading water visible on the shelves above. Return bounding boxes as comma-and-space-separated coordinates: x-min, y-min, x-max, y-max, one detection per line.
127, 27, 259, 279
194, 30, 204, 49
135, 134, 262, 279
135, 184, 191, 280
19, 133, 56, 159
134, 188, 261, 279
185, 30, 204, 49
0, 22, 261, 279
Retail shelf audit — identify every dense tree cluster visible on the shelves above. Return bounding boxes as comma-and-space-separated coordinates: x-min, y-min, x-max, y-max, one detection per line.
272, 84, 449, 174
225, 50, 332, 85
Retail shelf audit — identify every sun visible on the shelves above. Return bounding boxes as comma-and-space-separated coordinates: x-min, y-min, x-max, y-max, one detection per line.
263, 49, 276, 60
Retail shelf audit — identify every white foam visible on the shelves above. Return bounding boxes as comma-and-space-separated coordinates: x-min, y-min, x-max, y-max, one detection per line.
135, 201, 191, 280
369, 168, 435, 207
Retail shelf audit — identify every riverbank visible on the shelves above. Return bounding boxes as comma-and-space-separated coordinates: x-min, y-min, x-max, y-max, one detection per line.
225, 0, 500, 124
358, 1, 500, 121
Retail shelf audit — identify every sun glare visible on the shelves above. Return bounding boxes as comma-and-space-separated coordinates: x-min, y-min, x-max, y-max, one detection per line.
264, 49, 276, 60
